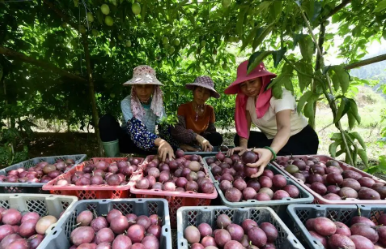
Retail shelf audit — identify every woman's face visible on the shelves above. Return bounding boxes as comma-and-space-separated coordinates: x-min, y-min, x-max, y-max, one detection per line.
239, 77, 262, 97
134, 84, 154, 103
193, 86, 211, 105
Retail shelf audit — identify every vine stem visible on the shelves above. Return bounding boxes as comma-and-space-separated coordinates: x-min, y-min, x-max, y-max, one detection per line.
295, 2, 354, 166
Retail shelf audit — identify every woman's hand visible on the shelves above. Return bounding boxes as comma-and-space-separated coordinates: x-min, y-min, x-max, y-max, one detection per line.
227, 146, 247, 157
180, 144, 199, 152
157, 140, 175, 162
196, 135, 213, 152
245, 148, 274, 178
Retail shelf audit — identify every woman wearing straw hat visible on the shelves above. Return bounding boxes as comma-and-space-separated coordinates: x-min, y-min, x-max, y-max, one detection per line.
99, 65, 175, 161
226, 60, 319, 177
171, 76, 223, 152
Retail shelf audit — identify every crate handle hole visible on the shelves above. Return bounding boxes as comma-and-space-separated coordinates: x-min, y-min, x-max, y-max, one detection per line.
316, 205, 321, 207
165, 228, 168, 232
286, 198, 291, 201
294, 239, 298, 244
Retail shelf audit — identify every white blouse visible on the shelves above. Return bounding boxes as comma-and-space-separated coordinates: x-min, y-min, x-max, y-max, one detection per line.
246, 89, 308, 139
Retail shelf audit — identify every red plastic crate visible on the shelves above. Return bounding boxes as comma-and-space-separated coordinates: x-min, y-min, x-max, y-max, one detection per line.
130, 155, 217, 227
43, 157, 144, 200
272, 155, 386, 205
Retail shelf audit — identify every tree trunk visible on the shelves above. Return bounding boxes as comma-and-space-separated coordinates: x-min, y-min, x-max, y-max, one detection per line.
311, 22, 326, 129
1, 67, 10, 127
66, 99, 70, 133
81, 35, 103, 156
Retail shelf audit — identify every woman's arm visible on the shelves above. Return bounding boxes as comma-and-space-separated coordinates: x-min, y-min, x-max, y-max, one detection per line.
170, 115, 197, 144
246, 109, 292, 177
270, 109, 291, 154
127, 118, 158, 151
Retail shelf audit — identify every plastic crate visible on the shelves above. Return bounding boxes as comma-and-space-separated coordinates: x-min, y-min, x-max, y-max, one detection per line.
184, 145, 234, 155
39, 198, 172, 249
177, 206, 305, 249
0, 194, 78, 249
0, 154, 86, 194
287, 204, 386, 249
203, 157, 314, 210
272, 155, 386, 204
130, 155, 218, 228
43, 157, 144, 200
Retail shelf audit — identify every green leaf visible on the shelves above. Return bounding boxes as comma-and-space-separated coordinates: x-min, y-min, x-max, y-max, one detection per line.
236, 7, 247, 36
252, 24, 274, 50
331, 65, 350, 94
310, 0, 322, 22
283, 76, 294, 92
296, 60, 313, 91
336, 149, 345, 157
292, 33, 304, 49
329, 141, 340, 157
379, 156, 386, 171
331, 69, 340, 91
364, 166, 379, 174
334, 97, 350, 124
358, 149, 369, 167
247, 51, 272, 75
271, 1, 282, 21
272, 47, 287, 68
282, 63, 294, 76
332, 14, 340, 23
352, 146, 358, 166
272, 84, 283, 99
374, 0, 386, 12
299, 35, 314, 61
304, 101, 314, 118
347, 112, 355, 130
349, 131, 366, 150
347, 98, 361, 124
331, 132, 342, 141
297, 91, 313, 113
256, 1, 272, 13
241, 26, 257, 51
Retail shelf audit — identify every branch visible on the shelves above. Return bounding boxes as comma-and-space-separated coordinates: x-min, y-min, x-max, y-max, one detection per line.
296, 1, 354, 166
0, 46, 87, 83
345, 54, 386, 70
321, 0, 352, 22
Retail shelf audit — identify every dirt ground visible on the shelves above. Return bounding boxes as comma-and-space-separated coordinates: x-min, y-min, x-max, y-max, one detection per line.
27, 132, 100, 159
25, 131, 236, 159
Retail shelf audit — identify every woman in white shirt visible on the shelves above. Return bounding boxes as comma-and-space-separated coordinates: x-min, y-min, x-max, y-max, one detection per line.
225, 60, 319, 177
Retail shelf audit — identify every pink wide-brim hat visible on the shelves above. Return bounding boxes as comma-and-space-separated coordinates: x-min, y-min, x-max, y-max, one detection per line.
185, 76, 220, 99
123, 65, 163, 86
224, 61, 276, 94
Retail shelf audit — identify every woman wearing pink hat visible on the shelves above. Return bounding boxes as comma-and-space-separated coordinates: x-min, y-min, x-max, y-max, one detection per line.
171, 76, 223, 152
226, 60, 319, 177
99, 65, 175, 161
